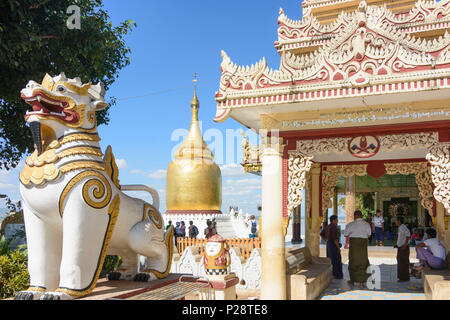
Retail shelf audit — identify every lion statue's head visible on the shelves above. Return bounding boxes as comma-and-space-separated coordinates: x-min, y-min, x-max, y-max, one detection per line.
20, 73, 108, 154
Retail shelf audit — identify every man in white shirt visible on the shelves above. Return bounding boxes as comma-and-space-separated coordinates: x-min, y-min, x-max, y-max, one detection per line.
415, 228, 446, 270
344, 210, 372, 288
373, 210, 384, 247
395, 216, 410, 282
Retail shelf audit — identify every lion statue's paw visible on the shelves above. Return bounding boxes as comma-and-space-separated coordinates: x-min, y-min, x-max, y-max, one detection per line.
40, 292, 73, 300
133, 272, 157, 282
14, 290, 44, 300
107, 271, 122, 281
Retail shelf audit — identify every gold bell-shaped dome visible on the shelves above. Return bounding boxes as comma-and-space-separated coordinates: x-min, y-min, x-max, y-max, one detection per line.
165, 89, 222, 214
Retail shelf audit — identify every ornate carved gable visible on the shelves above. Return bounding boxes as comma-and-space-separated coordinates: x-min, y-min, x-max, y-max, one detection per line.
278, 0, 450, 47
216, 1, 450, 103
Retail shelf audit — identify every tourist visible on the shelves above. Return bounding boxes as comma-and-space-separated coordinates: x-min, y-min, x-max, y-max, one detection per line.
414, 228, 446, 271
174, 222, 181, 247
212, 217, 217, 231
204, 220, 216, 239
180, 221, 186, 238
166, 220, 173, 231
395, 216, 411, 282
320, 215, 343, 279
373, 210, 384, 247
344, 210, 372, 288
410, 229, 421, 245
188, 221, 199, 239
247, 215, 257, 238
422, 220, 437, 241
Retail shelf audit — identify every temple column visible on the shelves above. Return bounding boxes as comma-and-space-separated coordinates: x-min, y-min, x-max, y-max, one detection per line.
306, 163, 321, 256
291, 206, 302, 244
333, 188, 338, 217
345, 176, 356, 224
260, 136, 286, 300
374, 191, 378, 213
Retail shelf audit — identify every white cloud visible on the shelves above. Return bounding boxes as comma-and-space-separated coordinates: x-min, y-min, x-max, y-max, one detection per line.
130, 169, 145, 175
0, 183, 16, 190
220, 163, 245, 177
223, 177, 261, 196
148, 169, 167, 180
115, 158, 128, 170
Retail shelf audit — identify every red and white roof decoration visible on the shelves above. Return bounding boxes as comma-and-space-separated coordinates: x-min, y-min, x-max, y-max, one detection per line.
277, 0, 450, 53
214, 0, 450, 124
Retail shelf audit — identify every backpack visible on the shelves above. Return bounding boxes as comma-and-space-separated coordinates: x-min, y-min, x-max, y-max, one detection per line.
251, 221, 257, 234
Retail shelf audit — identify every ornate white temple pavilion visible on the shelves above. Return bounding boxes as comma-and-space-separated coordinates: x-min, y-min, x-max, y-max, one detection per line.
215, 0, 450, 299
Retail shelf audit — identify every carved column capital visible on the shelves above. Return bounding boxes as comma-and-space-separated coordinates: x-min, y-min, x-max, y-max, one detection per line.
260, 136, 285, 157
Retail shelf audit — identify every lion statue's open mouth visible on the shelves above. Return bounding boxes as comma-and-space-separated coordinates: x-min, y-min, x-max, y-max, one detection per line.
22, 91, 79, 124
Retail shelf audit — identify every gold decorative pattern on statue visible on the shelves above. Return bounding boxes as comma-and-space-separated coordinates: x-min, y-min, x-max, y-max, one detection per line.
143, 203, 163, 229
59, 161, 105, 174
143, 226, 174, 279
385, 162, 435, 215
50, 132, 101, 149
104, 146, 120, 189
59, 170, 111, 217
26, 286, 46, 293
26, 149, 58, 167
322, 164, 368, 215
20, 162, 60, 187
56, 146, 103, 159
56, 194, 120, 297
82, 172, 112, 210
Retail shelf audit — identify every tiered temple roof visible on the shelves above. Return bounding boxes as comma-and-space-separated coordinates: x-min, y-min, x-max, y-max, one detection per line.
278, 0, 450, 55
214, 0, 450, 131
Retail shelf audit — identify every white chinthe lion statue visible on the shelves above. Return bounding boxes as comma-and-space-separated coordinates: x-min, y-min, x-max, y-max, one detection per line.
15, 73, 173, 300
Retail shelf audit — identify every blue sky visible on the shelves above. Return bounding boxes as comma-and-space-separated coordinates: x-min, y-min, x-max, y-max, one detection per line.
0, 0, 304, 215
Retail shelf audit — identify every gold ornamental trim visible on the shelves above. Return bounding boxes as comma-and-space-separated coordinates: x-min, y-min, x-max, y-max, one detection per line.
59, 161, 105, 174
27, 286, 46, 292
104, 146, 120, 189
59, 170, 111, 217
19, 162, 60, 187
50, 132, 101, 149
82, 173, 112, 210
56, 194, 120, 298
56, 146, 103, 159
143, 226, 174, 279
143, 203, 163, 229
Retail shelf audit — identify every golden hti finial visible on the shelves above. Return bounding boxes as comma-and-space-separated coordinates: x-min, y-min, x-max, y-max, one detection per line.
190, 73, 199, 109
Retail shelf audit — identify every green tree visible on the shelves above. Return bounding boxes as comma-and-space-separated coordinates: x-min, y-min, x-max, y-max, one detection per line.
0, 0, 135, 169
356, 193, 374, 220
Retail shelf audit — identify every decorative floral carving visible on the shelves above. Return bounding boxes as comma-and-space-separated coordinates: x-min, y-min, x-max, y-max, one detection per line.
321, 165, 368, 214
384, 162, 434, 214
426, 143, 450, 221
287, 153, 313, 213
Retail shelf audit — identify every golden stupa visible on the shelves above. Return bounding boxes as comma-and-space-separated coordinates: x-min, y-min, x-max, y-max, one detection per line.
165, 87, 222, 214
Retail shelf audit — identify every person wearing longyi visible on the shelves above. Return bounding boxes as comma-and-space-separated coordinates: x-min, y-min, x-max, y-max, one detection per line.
344, 210, 372, 288
395, 216, 411, 282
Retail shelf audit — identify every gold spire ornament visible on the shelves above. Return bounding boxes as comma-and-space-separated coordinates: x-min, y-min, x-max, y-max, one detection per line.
165, 75, 222, 213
